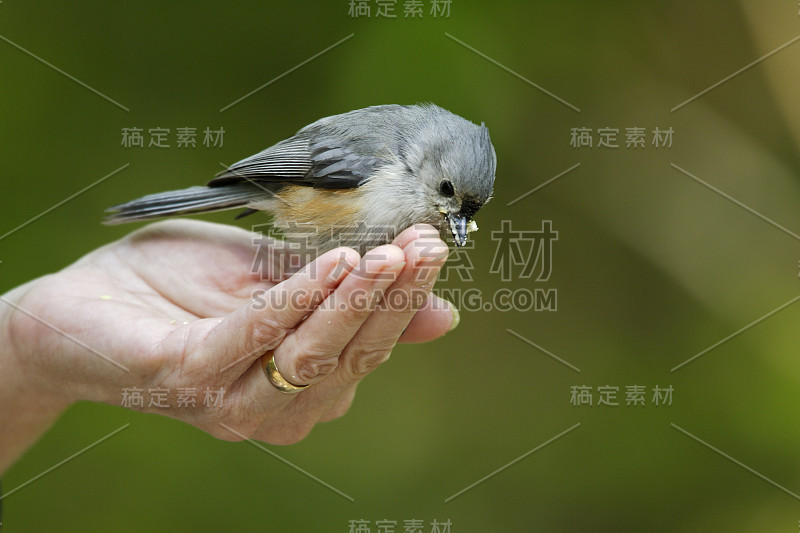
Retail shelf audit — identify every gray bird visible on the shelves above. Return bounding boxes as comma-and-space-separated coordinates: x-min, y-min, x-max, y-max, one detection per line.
105, 104, 497, 255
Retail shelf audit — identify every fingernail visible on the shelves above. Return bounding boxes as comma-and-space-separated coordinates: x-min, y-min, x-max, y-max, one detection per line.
448, 302, 460, 332
385, 261, 407, 273
325, 256, 356, 285
371, 260, 406, 285
433, 249, 450, 262
419, 245, 449, 264
415, 262, 442, 288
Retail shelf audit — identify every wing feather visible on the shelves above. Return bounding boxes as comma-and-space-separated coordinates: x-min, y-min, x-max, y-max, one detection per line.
209, 128, 386, 190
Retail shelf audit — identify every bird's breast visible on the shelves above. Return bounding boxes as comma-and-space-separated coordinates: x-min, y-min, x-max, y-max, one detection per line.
270, 185, 382, 254
266, 174, 442, 256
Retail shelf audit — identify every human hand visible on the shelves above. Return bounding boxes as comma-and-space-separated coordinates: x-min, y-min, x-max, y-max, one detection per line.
0, 219, 456, 471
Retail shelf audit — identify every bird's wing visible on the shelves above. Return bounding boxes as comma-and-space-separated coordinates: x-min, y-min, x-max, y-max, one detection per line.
208, 131, 385, 190
208, 134, 314, 187
305, 131, 385, 189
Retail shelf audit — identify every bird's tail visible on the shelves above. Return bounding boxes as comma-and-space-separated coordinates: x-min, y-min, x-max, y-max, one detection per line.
103, 183, 268, 225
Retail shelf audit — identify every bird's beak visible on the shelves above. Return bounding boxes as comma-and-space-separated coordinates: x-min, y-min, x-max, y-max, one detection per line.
447, 214, 470, 247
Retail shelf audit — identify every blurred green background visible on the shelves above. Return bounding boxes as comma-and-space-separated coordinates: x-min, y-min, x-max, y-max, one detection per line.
3, 1, 800, 531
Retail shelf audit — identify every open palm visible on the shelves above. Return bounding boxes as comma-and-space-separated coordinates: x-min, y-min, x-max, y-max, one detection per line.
4, 219, 454, 448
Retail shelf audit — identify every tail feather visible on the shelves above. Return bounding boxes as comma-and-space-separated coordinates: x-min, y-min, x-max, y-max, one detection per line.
104, 183, 268, 225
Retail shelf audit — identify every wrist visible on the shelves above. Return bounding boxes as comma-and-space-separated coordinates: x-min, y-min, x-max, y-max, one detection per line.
0, 281, 71, 474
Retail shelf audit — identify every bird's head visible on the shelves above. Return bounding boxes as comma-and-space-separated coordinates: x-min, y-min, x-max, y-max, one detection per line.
413, 119, 496, 247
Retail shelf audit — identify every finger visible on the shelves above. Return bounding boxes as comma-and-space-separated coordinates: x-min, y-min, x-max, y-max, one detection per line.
391, 223, 441, 250
245, 378, 358, 443
247, 236, 448, 440
272, 244, 406, 386
243, 245, 407, 443
318, 384, 358, 422
200, 246, 360, 375
327, 235, 449, 388
393, 225, 461, 341
398, 293, 459, 343
277, 236, 447, 425
217, 356, 302, 438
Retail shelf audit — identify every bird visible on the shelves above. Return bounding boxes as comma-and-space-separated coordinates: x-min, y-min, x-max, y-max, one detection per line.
104, 104, 497, 256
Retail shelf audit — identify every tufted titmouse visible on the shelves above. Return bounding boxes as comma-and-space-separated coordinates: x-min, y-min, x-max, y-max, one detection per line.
105, 104, 496, 255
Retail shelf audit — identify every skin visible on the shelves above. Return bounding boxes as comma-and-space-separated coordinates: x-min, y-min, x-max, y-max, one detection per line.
0, 220, 455, 473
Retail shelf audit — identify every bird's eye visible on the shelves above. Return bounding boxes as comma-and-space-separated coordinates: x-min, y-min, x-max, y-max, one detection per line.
439, 180, 455, 197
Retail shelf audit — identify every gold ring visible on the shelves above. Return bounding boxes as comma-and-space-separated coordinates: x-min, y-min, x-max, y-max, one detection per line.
261, 351, 309, 394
